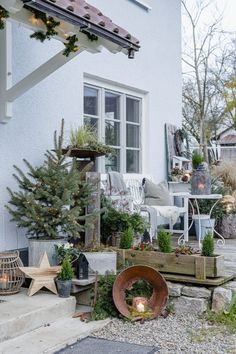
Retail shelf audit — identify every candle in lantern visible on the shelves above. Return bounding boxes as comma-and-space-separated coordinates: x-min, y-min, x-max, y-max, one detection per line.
198, 183, 205, 190
0, 274, 8, 290
136, 302, 145, 312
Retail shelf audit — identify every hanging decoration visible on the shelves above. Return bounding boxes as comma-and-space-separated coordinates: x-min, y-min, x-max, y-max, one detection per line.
0, 5, 9, 30
29, 8, 60, 42
0, 5, 98, 57
63, 34, 79, 57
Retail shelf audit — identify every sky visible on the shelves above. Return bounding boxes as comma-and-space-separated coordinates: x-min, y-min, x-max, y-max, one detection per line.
214, 0, 236, 32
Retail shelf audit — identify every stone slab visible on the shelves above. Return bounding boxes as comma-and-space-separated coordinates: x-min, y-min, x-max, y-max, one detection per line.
0, 317, 110, 354
0, 288, 76, 342
171, 296, 208, 315
55, 337, 159, 354
166, 282, 182, 297
212, 287, 232, 312
181, 286, 211, 299
83, 252, 117, 275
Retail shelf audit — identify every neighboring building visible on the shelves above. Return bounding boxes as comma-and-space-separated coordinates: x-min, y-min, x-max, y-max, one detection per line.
0, 0, 182, 251
216, 126, 236, 162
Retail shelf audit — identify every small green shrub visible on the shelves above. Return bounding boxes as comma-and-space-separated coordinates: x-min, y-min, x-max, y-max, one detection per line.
192, 151, 204, 169
91, 275, 119, 320
58, 256, 74, 280
205, 295, 236, 332
201, 232, 214, 257
157, 229, 172, 253
119, 227, 134, 249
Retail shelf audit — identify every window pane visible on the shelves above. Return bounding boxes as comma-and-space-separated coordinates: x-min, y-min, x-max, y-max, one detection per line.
84, 86, 98, 116
105, 120, 120, 146
105, 92, 120, 120
126, 150, 140, 173
84, 117, 98, 132
105, 149, 120, 172
126, 97, 140, 123
126, 124, 139, 148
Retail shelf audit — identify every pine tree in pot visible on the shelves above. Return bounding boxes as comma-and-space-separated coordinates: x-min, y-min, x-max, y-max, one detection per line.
56, 256, 74, 298
6, 120, 95, 265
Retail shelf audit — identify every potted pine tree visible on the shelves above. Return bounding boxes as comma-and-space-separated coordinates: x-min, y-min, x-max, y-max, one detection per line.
6, 120, 95, 266
56, 256, 74, 298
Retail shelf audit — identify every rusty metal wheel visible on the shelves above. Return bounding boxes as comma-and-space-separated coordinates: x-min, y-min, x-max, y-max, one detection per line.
112, 265, 168, 319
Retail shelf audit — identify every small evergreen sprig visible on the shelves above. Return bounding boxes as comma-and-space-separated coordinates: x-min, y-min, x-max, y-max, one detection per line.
63, 35, 79, 57
58, 256, 74, 281
0, 6, 9, 30
201, 232, 214, 257
157, 229, 172, 253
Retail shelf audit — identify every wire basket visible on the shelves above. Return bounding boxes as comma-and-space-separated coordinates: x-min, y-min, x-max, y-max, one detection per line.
0, 251, 25, 295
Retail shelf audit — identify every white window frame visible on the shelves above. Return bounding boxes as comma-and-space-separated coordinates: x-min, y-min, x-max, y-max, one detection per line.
83, 76, 147, 173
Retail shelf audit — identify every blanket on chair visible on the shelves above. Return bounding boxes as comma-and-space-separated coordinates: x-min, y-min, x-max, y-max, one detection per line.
108, 172, 128, 195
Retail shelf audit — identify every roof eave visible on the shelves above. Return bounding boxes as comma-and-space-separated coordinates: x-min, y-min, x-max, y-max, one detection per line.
22, 0, 140, 52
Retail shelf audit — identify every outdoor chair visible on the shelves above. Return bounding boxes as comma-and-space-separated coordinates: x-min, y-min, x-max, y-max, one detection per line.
101, 173, 188, 242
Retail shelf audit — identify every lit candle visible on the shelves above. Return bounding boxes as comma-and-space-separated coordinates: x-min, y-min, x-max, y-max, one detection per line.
0, 274, 8, 290
198, 183, 205, 190
136, 302, 145, 312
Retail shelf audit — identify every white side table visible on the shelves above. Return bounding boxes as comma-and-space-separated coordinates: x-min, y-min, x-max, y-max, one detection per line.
188, 194, 224, 248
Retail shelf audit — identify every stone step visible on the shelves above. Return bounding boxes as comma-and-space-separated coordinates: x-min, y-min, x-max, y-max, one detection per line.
0, 288, 76, 343
0, 316, 110, 354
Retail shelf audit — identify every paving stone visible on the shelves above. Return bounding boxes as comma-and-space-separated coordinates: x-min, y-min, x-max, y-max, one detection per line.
181, 286, 212, 299
171, 296, 208, 315
55, 336, 159, 354
166, 282, 182, 297
212, 287, 232, 312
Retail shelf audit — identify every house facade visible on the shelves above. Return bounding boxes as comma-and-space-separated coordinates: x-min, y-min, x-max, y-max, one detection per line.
0, 0, 182, 251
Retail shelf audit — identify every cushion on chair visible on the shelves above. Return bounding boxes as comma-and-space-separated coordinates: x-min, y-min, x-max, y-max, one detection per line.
144, 179, 173, 206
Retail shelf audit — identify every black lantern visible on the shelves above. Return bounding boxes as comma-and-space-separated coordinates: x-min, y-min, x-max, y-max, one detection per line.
191, 163, 211, 195
76, 254, 89, 280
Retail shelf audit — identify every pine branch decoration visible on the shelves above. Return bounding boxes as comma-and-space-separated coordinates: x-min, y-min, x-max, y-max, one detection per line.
0, 6, 9, 30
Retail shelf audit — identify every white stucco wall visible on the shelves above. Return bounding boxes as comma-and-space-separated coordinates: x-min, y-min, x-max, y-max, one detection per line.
0, 0, 182, 251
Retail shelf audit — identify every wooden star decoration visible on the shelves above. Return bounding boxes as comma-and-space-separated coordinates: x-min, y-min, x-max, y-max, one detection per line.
19, 252, 61, 296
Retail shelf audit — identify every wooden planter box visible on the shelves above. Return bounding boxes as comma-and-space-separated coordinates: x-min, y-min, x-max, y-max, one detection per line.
118, 250, 224, 280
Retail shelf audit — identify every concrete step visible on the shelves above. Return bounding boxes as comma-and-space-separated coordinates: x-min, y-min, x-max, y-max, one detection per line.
0, 316, 110, 354
0, 288, 76, 343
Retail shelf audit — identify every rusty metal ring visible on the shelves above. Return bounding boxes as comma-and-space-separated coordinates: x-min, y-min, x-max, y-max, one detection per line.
112, 265, 168, 319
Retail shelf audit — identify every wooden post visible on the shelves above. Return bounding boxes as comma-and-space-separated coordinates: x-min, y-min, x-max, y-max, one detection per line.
195, 257, 206, 280
85, 172, 101, 246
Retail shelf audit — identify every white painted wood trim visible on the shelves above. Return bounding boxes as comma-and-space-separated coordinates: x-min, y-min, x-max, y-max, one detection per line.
6, 48, 84, 102
128, 0, 152, 11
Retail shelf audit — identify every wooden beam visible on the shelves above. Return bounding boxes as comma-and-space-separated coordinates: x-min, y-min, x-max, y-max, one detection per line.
0, 22, 12, 123
6, 47, 84, 102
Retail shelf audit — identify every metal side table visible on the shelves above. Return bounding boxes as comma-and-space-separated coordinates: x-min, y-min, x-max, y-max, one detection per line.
188, 194, 224, 248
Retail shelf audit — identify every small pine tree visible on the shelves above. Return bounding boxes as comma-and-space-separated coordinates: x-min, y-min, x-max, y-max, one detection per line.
119, 227, 134, 249
6, 120, 94, 239
58, 256, 74, 280
158, 229, 172, 253
192, 151, 204, 169
201, 232, 214, 257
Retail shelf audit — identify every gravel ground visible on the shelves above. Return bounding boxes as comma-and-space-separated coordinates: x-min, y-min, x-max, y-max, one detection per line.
92, 314, 236, 353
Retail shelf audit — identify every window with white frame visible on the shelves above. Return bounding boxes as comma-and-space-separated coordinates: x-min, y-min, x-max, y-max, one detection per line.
83, 84, 142, 173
